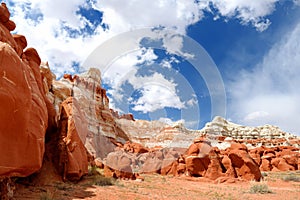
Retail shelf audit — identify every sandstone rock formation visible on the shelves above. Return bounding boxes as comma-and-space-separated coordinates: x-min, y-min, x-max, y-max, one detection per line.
0, 3, 48, 178
116, 115, 300, 151
49, 69, 129, 159
101, 138, 262, 182
56, 97, 89, 181
104, 150, 136, 179
115, 119, 201, 148
178, 138, 262, 181
199, 116, 299, 149
249, 146, 299, 172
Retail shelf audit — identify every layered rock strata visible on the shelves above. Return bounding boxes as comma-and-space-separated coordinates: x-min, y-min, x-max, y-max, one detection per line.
200, 116, 299, 149
47, 69, 129, 159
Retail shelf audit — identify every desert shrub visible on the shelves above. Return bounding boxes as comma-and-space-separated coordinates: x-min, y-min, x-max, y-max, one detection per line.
249, 183, 272, 194
282, 174, 300, 182
88, 165, 100, 176
92, 175, 115, 186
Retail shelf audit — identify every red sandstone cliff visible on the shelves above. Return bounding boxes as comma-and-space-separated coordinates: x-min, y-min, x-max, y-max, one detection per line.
0, 3, 49, 178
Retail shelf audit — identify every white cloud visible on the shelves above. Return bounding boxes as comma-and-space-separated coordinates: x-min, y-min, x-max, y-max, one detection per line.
102, 46, 186, 114
229, 21, 300, 134
158, 117, 186, 126
95, 0, 203, 34
209, 0, 278, 31
10, 0, 107, 77
102, 47, 157, 88
186, 95, 198, 107
8, 0, 297, 79
244, 111, 270, 122
130, 74, 185, 113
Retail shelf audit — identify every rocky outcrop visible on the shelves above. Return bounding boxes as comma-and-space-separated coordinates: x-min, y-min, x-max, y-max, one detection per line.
249, 146, 299, 172
104, 150, 136, 179
227, 143, 261, 181
111, 109, 135, 121
56, 97, 89, 181
101, 138, 262, 181
102, 141, 186, 179
180, 138, 262, 181
48, 69, 129, 159
0, 3, 48, 178
115, 119, 200, 148
198, 116, 299, 149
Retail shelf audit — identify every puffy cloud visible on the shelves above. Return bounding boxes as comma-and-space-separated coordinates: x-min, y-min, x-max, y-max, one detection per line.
209, 0, 278, 31
95, 0, 203, 34
10, 0, 106, 76
130, 73, 185, 113
229, 22, 300, 134
8, 0, 298, 79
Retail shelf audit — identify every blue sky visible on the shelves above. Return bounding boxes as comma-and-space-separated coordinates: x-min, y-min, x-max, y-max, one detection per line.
7, 0, 300, 134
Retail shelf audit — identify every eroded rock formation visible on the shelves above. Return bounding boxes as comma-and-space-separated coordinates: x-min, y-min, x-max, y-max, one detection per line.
102, 138, 262, 182
115, 119, 201, 148
249, 146, 299, 172
199, 116, 299, 149
56, 97, 89, 181
0, 3, 48, 178
49, 69, 129, 159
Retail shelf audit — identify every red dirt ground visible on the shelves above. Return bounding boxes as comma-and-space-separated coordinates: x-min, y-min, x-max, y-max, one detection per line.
14, 171, 300, 200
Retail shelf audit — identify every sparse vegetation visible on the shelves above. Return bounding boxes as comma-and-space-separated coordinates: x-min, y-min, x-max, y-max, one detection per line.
264, 171, 300, 182
88, 165, 101, 176
282, 174, 300, 182
261, 171, 268, 178
249, 182, 273, 194
92, 175, 115, 186
15, 172, 300, 199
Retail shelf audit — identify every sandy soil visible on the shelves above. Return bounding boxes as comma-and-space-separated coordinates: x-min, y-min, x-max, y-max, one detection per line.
14, 171, 300, 200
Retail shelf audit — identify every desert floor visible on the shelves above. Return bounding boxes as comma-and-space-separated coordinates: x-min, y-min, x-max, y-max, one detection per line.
14, 171, 300, 200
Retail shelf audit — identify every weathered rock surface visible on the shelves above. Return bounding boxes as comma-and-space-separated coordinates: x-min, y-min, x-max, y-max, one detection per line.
49, 69, 129, 159
182, 138, 262, 181
199, 116, 299, 149
227, 143, 262, 181
102, 141, 186, 179
249, 146, 299, 172
56, 97, 89, 180
0, 3, 48, 178
115, 119, 200, 148
104, 150, 135, 179
102, 138, 262, 181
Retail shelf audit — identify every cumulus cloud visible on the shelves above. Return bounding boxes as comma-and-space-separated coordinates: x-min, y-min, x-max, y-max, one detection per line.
100, 46, 183, 113
95, 0, 203, 34
229, 22, 300, 134
8, 0, 292, 78
130, 73, 185, 113
10, 0, 106, 76
209, 0, 278, 31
